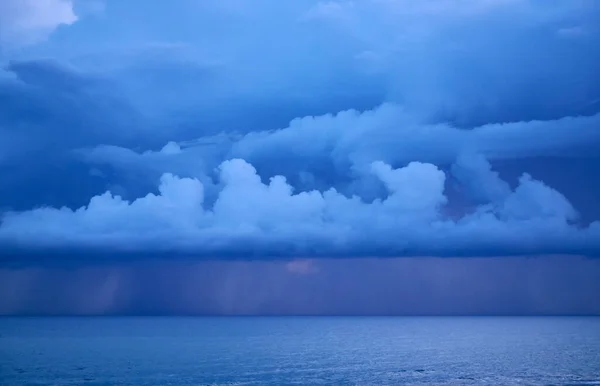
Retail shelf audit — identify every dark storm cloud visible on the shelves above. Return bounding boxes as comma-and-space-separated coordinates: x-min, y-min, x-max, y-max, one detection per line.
0, 59, 145, 210
1, 0, 600, 264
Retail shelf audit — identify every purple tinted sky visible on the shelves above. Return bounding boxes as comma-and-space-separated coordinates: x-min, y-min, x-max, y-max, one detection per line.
2, 256, 599, 315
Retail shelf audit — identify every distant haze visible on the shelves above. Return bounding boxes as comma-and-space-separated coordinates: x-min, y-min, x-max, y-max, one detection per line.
1, 256, 599, 316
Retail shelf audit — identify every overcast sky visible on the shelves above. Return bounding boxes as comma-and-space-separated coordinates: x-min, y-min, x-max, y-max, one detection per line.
1, 0, 599, 315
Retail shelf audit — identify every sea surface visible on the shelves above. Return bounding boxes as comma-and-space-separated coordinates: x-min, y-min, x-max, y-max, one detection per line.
1, 317, 599, 385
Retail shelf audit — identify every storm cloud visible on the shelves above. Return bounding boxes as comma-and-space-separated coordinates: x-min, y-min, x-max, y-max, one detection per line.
1, 0, 600, 265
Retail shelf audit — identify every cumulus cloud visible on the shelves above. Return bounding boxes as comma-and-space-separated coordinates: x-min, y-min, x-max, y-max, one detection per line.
0, 0, 78, 47
1, 152, 599, 263
82, 104, 600, 201
1, 0, 600, 265
233, 105, 600, 169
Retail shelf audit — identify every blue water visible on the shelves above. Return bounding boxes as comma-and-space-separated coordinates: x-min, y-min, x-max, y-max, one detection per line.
1, 317, 599, 385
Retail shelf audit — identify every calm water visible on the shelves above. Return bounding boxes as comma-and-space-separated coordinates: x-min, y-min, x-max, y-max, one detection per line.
1, 317, 599, 385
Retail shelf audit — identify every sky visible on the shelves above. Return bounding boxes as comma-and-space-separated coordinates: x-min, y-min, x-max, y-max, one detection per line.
0, 0, 599, 315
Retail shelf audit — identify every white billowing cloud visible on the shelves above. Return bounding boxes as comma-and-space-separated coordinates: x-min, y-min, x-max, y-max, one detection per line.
229, 104, 600, 172
500, 174, 579, 223
0, 0, 77, 46
0, 0, 598, 263
451, 153, 511, 204
80, 105, 600, 202
1, 154, 598, 260
370, 160, 447, 221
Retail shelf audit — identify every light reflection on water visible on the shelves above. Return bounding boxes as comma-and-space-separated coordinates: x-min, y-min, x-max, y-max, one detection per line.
1, 316, 599, 385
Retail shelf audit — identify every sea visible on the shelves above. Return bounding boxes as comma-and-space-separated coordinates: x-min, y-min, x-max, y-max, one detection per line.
1, 317, 599, 385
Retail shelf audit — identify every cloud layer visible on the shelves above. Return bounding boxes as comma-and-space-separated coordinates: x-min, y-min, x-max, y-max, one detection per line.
2, 153, 599, 262
1, 0, 600, 264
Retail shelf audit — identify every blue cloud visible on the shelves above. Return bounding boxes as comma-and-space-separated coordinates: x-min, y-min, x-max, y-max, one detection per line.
0, 0, 78, 47
0, 59, 144, 210
1, 0, 600, 264
1, 155, 599, 263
